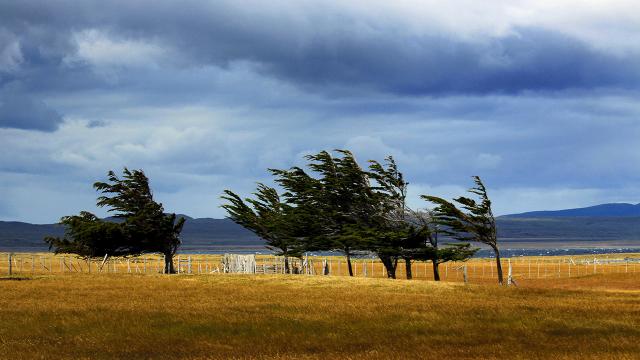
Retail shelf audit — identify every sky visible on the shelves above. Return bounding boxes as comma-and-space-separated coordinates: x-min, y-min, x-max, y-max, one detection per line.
1, 0, 640, 223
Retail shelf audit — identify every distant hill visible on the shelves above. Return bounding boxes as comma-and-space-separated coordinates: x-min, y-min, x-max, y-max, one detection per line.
2, 206, 640, 252
502, 203, 640, 218
0, 217, 264, 252
495, 216, 640, 241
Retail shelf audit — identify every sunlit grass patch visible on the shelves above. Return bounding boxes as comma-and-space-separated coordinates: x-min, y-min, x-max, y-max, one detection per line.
0, 273, 638, 359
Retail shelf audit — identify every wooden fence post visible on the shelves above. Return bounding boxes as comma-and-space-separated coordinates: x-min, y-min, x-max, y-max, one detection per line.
463, 264, 468, 284
7, 253, 12, 275
507, 259, 513, 286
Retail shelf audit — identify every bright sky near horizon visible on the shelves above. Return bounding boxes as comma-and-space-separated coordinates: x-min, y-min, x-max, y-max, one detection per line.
1, 0, 640, 223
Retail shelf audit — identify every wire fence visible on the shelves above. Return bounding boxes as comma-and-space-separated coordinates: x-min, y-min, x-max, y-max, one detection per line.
2, 252, 639, 283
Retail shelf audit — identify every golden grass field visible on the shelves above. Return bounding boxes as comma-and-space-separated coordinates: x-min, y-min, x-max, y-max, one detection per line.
1, 253, 639, 359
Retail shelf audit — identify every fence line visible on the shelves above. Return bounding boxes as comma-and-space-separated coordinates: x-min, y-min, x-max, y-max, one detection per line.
2, 252, 639, 282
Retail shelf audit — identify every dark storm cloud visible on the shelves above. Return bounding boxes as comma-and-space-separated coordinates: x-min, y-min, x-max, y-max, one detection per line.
0, 1, 638, 97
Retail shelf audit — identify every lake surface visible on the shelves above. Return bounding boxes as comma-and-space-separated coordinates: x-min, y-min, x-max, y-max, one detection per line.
4, 239, 640, 257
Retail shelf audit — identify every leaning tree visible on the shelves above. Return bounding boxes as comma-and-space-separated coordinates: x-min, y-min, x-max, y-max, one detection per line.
367, 156, 413, 279
45, 168, 185, 274
422, 176, 503, 284
406, 210, 478, 281
269, 150, 380, 276
222, 183, 304, 273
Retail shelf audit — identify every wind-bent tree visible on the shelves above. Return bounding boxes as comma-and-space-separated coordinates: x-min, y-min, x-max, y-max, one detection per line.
224, 149, 478, 280
422, 176, 502, 284
271, 150, 379, 276
46, 168, 185, 274
93, 168, 185, 274
368, 156, 413, 279
406, 210, 478, 281
222, 184, 304, 273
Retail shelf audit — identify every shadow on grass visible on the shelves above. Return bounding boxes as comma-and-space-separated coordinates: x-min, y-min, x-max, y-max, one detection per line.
0, 276, 31, 281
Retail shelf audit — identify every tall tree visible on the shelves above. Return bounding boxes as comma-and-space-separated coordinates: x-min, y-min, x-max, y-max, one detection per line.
271, 150, 380, 276
422, 176, 502, 284
46, 168, 185, 274
407, 210, 478, 281
222, 184, 304, 273
367, 156, 412, 279
93, 168, 185, 274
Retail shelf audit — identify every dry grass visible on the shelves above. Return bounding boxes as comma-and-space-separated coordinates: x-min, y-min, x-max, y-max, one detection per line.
1, 270, 639, 359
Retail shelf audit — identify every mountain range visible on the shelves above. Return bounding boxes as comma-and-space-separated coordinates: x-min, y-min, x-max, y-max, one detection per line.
2, 203, 640, 252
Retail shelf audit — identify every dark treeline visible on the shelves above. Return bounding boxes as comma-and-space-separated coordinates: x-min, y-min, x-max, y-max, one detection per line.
222, 150, 501, 283
45, 149, 503, 284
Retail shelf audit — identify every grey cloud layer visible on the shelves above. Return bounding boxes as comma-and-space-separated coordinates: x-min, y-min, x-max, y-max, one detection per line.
1, 1, 639, 97
0, 90, 63, 131
1, 1, 639, 222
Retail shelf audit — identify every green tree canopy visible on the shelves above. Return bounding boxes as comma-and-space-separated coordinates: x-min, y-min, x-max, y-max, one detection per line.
222, 183, 304, 273
422, 176, 502, 284
223, 150, 478, 279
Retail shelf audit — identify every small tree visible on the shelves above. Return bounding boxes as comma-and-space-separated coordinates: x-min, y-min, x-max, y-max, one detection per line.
422, 176, 502, 284
222, 184, 304, 273
406, 210, 478, 281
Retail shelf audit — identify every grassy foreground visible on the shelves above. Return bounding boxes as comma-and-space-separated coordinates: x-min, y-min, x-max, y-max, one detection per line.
1, 273, 639, 359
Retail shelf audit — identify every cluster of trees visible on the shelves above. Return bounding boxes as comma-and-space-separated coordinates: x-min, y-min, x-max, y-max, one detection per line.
45, 168, 185, 273
223, 150, 503, 283
46, 149, 503, 284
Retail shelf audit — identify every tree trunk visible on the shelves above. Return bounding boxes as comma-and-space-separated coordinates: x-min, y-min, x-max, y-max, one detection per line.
346, 252, 354, 276
284, 256, 290, 274
379, 254, 397, 279
164, 252, 175, 274
404, 258, 412, 280
432, 260, 441, 281
493, 246, 504, 285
